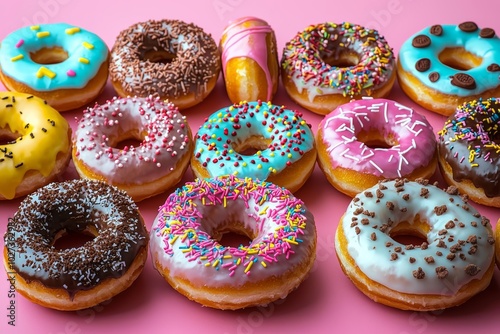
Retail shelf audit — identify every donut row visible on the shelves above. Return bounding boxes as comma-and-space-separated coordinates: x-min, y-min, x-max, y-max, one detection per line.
2, 20, 500, 116
1, 17, 500, 314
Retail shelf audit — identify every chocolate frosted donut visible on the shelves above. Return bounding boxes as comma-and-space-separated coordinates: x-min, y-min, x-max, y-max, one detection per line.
437, 97, 500, 207
3, 179, 149, 310
109, 19, 221, 109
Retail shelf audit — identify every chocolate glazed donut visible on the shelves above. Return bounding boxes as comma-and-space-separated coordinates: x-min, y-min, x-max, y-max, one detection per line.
3, 179, 149, 310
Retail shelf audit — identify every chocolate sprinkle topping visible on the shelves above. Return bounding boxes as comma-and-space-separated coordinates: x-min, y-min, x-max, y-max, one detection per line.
429, 71, 440, 82
479, 27, 495, 38
415, 58, 431, 72
487, 63, 500, 72
450, 73, 476, 89
412, 35, 431, 48
4, 180, 148, 295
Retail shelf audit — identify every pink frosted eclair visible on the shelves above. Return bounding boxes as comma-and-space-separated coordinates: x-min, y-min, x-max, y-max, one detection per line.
220, 17, 279, 103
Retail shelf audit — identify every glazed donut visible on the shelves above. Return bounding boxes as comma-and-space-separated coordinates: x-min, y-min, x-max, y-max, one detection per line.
0, 92, 71, 200
437, 98, 500, 207
0, 23, 109, 111
149, 176, 317, 310
335, 179, 496, 311
281, 22, 396, 115
191, 101, 317, 193
220, 16, 279, 103
109, 20, 221, 110
73, 96, 193, 202
3, 179, 149, 311
398, 22, 500, 116
316, 98, 437, 197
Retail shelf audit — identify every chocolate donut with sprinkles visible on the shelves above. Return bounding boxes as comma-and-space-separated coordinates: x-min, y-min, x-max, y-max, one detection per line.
3, 179, 149, 311
149, 176, 317, 309
335, 179, 495, 311
72, 96, 193, 202
281, 22, 396, 115
438, 98, 500, 207
109, 19, 221, 110
191, 101, 317, 193
316, 98, 437, 197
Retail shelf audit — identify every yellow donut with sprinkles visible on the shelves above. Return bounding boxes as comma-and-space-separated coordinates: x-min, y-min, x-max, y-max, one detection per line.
0, 92, 72, 200
0, 23, 109, 111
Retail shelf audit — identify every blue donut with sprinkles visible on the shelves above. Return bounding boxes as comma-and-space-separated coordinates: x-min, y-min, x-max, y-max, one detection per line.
0, 23, 109, 111
191, 101, 317, 193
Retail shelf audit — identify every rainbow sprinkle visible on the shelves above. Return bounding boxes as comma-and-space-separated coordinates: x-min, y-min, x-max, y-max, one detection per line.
281, 22, 395, 98
152, 176, 313, 277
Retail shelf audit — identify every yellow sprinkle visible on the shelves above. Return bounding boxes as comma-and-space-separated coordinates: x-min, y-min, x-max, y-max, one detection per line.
242, 162, 247, 167
79, 57, 90, 64
11, 54, 24, 62
223, 255, 232, 259
65, 27, 81, 35
261, 261, 267, 268
284, 238, 298, 245
204, 262, 211, 267
82, 41, 94, 49
200, 256, 207, 260
36, 66, 56, 79
212, 259, 220, 267
288, 153, 293, 158
244, 261, 253, 273
36, 31, 50, 38
169, 235, 178, 245
223, 196, 227, 207
257, 164, 262, 169
181, 247, 192, 253
236, 258, 242, 265
30, 25, 40, 31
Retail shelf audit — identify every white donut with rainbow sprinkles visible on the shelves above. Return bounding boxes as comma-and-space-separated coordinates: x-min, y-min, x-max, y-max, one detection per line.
335, 178, 496, 311
149, 176, 317, 310
316, 97, 437, 197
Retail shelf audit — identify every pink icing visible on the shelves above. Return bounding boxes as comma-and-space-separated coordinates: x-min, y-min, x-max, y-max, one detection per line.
221, 16, 275, 100
318, 98, 436, 177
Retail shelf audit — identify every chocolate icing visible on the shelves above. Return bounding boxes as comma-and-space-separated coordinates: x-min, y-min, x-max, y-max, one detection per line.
438, 98, 500, 197
4, 179, 148, 298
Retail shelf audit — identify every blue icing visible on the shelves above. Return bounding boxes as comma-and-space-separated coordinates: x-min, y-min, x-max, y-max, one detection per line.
399, 24, 500, 96
194, 101, 315, 181
0, 23, 108, 91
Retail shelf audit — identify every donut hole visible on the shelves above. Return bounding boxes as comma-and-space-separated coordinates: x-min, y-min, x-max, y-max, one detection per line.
109, 130, 146, 151
143, 50, 177, 64
30, 46, 69, 64
0, 127, 21, 145
321, 50, 360, 68
232, 135, 271, 156
52, 226, 98, 250
438, 47, 482, 71
357, 130, 398, 149
217, 228, 254, 248
389, 220, 429, 247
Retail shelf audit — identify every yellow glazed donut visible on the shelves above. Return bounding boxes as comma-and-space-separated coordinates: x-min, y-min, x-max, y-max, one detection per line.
398, 22, 500, 116
336, 179, 496, 311
3, 179, 149, 311
150, 176, 317, 310
0, 92, 71, 200
281, 22, 396, 115
0, 23, 109, 112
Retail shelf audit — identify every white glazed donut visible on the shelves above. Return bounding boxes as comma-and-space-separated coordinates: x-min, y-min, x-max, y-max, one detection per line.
72, 96, 193, 202
335, 178, 496, 311
149, 176, 317, 310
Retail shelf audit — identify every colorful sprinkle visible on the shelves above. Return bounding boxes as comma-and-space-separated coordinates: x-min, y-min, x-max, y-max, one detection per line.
65, 27, 81, 35
36, 66, 56, 79
10, 54, 24, 62
36, 31, 50, 38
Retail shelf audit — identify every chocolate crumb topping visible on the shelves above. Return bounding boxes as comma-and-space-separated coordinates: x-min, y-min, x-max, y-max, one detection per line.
425, 256, 435, 264
355, 226, 361, 235
420, 188, 429, 198
467, 235, 477, 244
459, 253, 467, 261
468, 245, 477, 255
405, 244, 415, 250
386, 201, 395, 210
487, 237, 495, 245
376, 189, 384, 199
391, 253, 398, 261
437, 240, 447, 248
402, 193, 410, 201
361, 218, 370, 225
385, 242, 393, 247
436, 266, 449, 279
434, 205, 447, 215
370, 232, 377, 241
394, 246, 402, 253
445, 186, 459, 196
409, 257, 416, 263
421, 242, 429, 250
446, 253, 455, 261
413, 267, 425, 279
445, 221, 455, 229
364, 191, 373, 198
436, 251, 443, 256
438, 229, 447, 236
465, 264, 480, 276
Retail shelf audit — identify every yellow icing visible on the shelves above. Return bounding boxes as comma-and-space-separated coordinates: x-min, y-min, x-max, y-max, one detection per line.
0, 92, 70, 199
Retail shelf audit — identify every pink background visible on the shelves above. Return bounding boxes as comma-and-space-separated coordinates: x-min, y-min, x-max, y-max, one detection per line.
1, 0, 500, 333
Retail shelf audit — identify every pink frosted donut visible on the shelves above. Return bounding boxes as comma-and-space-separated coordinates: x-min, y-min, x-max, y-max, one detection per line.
149, 176, 317, 310
316, 98, 437, 196
72, 96, 193, 201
